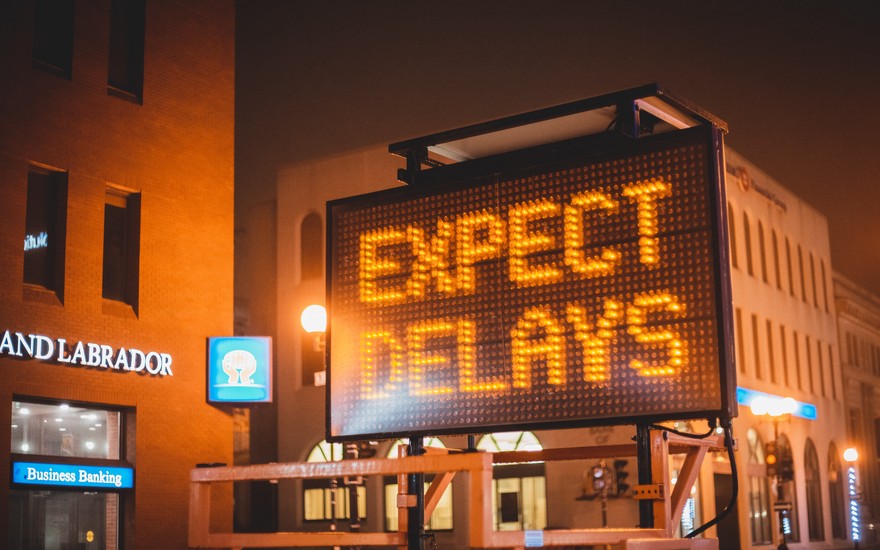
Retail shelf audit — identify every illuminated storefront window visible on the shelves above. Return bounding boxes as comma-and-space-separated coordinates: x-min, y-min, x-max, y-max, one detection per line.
9, 399, 128, 550
828, 443, 846, 540
776, 435, 800, 542
11, 401, 120, 459
477, 432, 546, 531
384, 438, 452, 531
302, 440, 366, 522
804, 438, 824, 541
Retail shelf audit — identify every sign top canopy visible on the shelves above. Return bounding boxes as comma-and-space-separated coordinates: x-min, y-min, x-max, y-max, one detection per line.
327, 84, 735, 442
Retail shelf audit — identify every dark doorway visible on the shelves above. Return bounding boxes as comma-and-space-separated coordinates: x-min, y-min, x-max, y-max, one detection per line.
714, 473, 741, 550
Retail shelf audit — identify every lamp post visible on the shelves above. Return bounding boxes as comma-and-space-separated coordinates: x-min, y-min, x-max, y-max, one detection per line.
300, 304, 337, 536
750, 395, 797, 550
844, 447, 861, 549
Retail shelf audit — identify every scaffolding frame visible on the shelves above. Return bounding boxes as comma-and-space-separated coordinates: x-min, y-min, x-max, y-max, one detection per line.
188, 429, 723, 549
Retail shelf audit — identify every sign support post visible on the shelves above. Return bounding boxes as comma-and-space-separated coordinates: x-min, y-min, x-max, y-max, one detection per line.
407, 437, 425, 550
636, 423, 654, 528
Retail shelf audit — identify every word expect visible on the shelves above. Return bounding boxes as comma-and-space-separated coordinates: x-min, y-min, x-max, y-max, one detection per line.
360, 291, 686, 399
0, 329, 173, 376
359, 179, 670, 304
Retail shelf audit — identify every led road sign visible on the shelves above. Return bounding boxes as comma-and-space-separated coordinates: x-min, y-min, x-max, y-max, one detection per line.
327, 127, 734, 440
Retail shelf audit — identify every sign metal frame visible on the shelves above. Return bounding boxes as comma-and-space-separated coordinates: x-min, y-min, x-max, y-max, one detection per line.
326, 89, 735, 443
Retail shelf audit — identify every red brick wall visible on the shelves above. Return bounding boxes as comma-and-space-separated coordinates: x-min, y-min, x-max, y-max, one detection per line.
0, 1, 235, 547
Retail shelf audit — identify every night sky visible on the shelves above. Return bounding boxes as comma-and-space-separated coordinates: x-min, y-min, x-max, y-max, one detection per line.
236, 1, 880, 296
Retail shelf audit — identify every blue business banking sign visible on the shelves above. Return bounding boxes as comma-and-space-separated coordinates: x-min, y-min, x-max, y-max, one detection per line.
13, 461, 134, 490
207, 337, 272, 403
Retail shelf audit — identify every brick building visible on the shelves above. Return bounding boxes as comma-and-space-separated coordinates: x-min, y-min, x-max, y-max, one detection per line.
0, 1, 235, 548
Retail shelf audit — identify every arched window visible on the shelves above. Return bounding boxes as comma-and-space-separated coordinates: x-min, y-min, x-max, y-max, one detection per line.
746, 429, 772, 544
743, 213, 754, 276
727, 203, 738, 269
771, 230, 782, 290
384, 438, 452, 531
785, 238, 795, 297
300, 211, 323, 281
477, 432, 547, 531
828, 443, 846, 540
303, 440, 366, 522
777, 435, 800, 542
758, 221, 768, 283
804, 438, 824, 540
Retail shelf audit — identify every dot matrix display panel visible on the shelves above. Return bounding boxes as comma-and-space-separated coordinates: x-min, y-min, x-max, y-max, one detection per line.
327, 129, 733, 441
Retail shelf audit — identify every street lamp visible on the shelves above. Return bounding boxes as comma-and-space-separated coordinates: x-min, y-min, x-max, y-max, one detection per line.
300, 304, 327, 385
844, 447, 861, 549
300, 304, 327, 335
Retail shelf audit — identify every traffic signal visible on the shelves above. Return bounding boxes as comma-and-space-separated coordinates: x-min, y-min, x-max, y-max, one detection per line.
614, 459, 630, 496
779, 452, 795, 482
765, 441, 778, 478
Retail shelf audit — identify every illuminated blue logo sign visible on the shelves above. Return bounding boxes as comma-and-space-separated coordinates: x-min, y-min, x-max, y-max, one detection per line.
207, 337, 272, 403
736, 387, 817, 420
12, 461, 134, 489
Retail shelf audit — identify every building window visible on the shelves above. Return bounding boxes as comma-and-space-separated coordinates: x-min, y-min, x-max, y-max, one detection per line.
302, 441, 365, 522
758, 221, 768, 283
771, 230, 782, 290
845, 332, 853, 365
751, 314, 762, 380
745, 429, 772, 545
477, 432, 546, 531
805, 336, 815, 395
32, 0, 74, 78
735, 308, 746, 374
727, 203, 738, 269
816, 341, 826, 397
779, 325, 790, 387
384, 438, 452, 531
24, 165, 68, 299
809, 253, 818, 308
108, 0, 145, 102
849, 408, 863, 446
804, 439, 824, 541
828, 443, 846, 540
828, 346, 837, 399
766, 320, 776, 384
793, 331, 802, 390
102, 187, 140, 309
300, 212, 323, 281
797, 245, 807, 303
785, 238, 795, 297
743, 213, 754, 276
9, 399, 129, 549
820, 261, 829, 312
